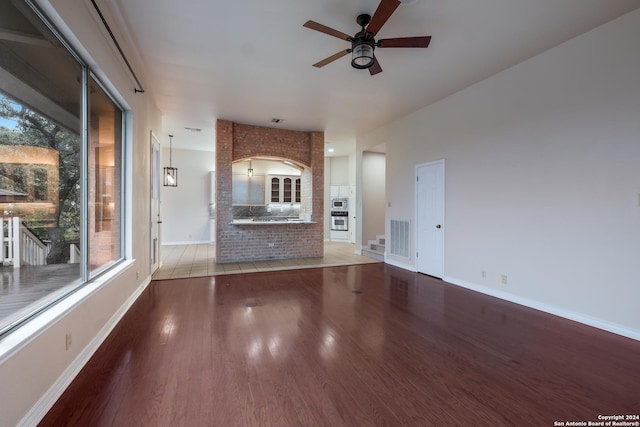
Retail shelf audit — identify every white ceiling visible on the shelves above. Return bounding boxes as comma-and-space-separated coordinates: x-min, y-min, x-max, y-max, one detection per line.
104, 0, 639, 156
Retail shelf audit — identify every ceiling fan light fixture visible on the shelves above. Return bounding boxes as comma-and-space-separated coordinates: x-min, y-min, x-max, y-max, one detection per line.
351, 40, 375, 69
304, 1, 431, 75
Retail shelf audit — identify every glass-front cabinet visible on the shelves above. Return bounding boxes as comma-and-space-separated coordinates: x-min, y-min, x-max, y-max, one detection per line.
269, 175, 301, 204
270, 177, 280, 203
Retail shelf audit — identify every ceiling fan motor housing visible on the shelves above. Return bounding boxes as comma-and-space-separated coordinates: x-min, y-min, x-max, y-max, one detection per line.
356, 13, 372, 28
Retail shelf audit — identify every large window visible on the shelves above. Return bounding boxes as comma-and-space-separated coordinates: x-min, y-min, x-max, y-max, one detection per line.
0, 1, 124, 336
89, 78, 123, 276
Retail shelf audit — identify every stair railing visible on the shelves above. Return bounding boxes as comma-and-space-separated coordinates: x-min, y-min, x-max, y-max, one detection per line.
1, 216, 48, 268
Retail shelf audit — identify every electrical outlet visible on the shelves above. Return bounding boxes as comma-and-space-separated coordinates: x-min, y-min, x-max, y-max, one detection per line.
481, 270, 487, 279
268, 243, 274, 248
501, 275, 508, 285
136, 271, 139, 280
65, 333, 72, 351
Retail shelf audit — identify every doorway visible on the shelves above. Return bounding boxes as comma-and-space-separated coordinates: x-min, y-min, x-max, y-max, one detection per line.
415, 159, 445, 278
150, 131, 161, 274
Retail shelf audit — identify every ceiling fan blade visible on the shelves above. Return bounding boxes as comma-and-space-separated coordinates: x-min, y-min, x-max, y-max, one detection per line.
303, 20, 352, 41
369, 56, 383, 76
312, 49, 350, 68
378, 36, 432, 48
366, 0, 401, 36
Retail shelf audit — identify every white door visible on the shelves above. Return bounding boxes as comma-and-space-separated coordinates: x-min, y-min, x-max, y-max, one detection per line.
416, 160, 445, 278
150, 132, 161, 274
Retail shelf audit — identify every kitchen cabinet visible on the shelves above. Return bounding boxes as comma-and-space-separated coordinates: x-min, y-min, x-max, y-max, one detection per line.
330, 185, 349, 198
269, 175, 301, 203
270, 177, 280, 203
232, 174, 265, 205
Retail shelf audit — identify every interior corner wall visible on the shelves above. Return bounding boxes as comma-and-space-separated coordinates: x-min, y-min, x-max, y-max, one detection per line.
361, 152, 386, 245
161, 148, 215, 244
348, 153, 357, 243
0, 1, 163, 426
324, 156, 331, 239
359, 9, 640, 337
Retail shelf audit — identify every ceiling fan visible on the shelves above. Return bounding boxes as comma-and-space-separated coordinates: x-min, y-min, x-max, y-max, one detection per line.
303, 0, 431, 76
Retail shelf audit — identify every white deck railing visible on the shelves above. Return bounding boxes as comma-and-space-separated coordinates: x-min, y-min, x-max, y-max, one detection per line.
1, 216, 49, 268
69, 243, 80, 264
1, 217, 19, 267
21, 224, 47, 266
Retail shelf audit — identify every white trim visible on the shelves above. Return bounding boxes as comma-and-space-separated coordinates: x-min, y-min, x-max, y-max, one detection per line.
0, 261, 132, 362
384, 257, 417, 272
18, 272, 152, 427
444, 275, 640, 342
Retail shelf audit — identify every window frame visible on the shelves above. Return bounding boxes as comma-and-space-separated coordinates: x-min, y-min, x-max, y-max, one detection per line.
0, 1, 127, 339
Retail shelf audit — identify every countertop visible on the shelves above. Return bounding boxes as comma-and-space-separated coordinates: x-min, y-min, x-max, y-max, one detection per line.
230, 218, 316, 225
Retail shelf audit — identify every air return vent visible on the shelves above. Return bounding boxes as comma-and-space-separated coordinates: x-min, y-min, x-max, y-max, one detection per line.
390, 219, 410, 259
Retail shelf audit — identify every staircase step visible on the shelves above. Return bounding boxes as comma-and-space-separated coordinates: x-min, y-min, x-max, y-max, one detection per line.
376, 235, 386, 245
370, 243, 385, 252
362, 247, 384, 262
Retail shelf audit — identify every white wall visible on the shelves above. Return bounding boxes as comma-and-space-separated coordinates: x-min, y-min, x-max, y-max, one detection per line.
359, 10, 640, 337
324, 157, 331, 239
161, 148, 214, 244
361, 152, 386, 244
330, 156, 349, 185
0, 1, 162, 425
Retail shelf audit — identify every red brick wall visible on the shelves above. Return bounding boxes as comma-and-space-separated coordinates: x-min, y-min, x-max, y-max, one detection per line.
232, 123, 312, 167
215, 120, 324, 263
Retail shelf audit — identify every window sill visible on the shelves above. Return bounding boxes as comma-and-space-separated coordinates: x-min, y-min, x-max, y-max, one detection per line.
0, 260, 135, 363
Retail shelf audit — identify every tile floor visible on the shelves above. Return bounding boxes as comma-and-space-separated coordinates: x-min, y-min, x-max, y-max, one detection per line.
152, 241, 380, 280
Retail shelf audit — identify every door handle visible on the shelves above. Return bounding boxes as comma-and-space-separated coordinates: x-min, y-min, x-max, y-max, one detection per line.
157, 221, 163, 224
436, 224, 441, 229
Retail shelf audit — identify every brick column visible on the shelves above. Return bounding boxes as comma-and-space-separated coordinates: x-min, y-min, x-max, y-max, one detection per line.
215, 120, 233, 262
310, 131, 324, 242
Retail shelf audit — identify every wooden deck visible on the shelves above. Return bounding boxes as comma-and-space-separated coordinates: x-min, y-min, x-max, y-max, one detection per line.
0, 264, 81, 332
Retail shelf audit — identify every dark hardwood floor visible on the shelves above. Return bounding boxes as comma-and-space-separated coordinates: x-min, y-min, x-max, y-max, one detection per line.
40, 264, 640, 426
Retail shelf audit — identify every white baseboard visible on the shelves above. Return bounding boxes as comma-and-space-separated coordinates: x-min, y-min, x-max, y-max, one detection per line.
444, 276, 640, 342
19, 275, 152, 426
384, 257, 417, 272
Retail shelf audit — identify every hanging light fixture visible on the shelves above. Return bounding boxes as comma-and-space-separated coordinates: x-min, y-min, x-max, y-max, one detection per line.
163, 134, 178, 186
350, 14, 375, 69
351, 39, 375, 69
247, 159, 253, 177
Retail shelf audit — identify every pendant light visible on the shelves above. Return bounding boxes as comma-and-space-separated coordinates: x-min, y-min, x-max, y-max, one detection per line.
247, 159, 253, 177
163, 134, 178, 186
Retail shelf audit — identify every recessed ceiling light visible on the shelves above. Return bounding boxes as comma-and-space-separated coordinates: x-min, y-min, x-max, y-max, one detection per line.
184, 127, 202, 132
328, 148, 335, 153
271, 118, 284, 124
